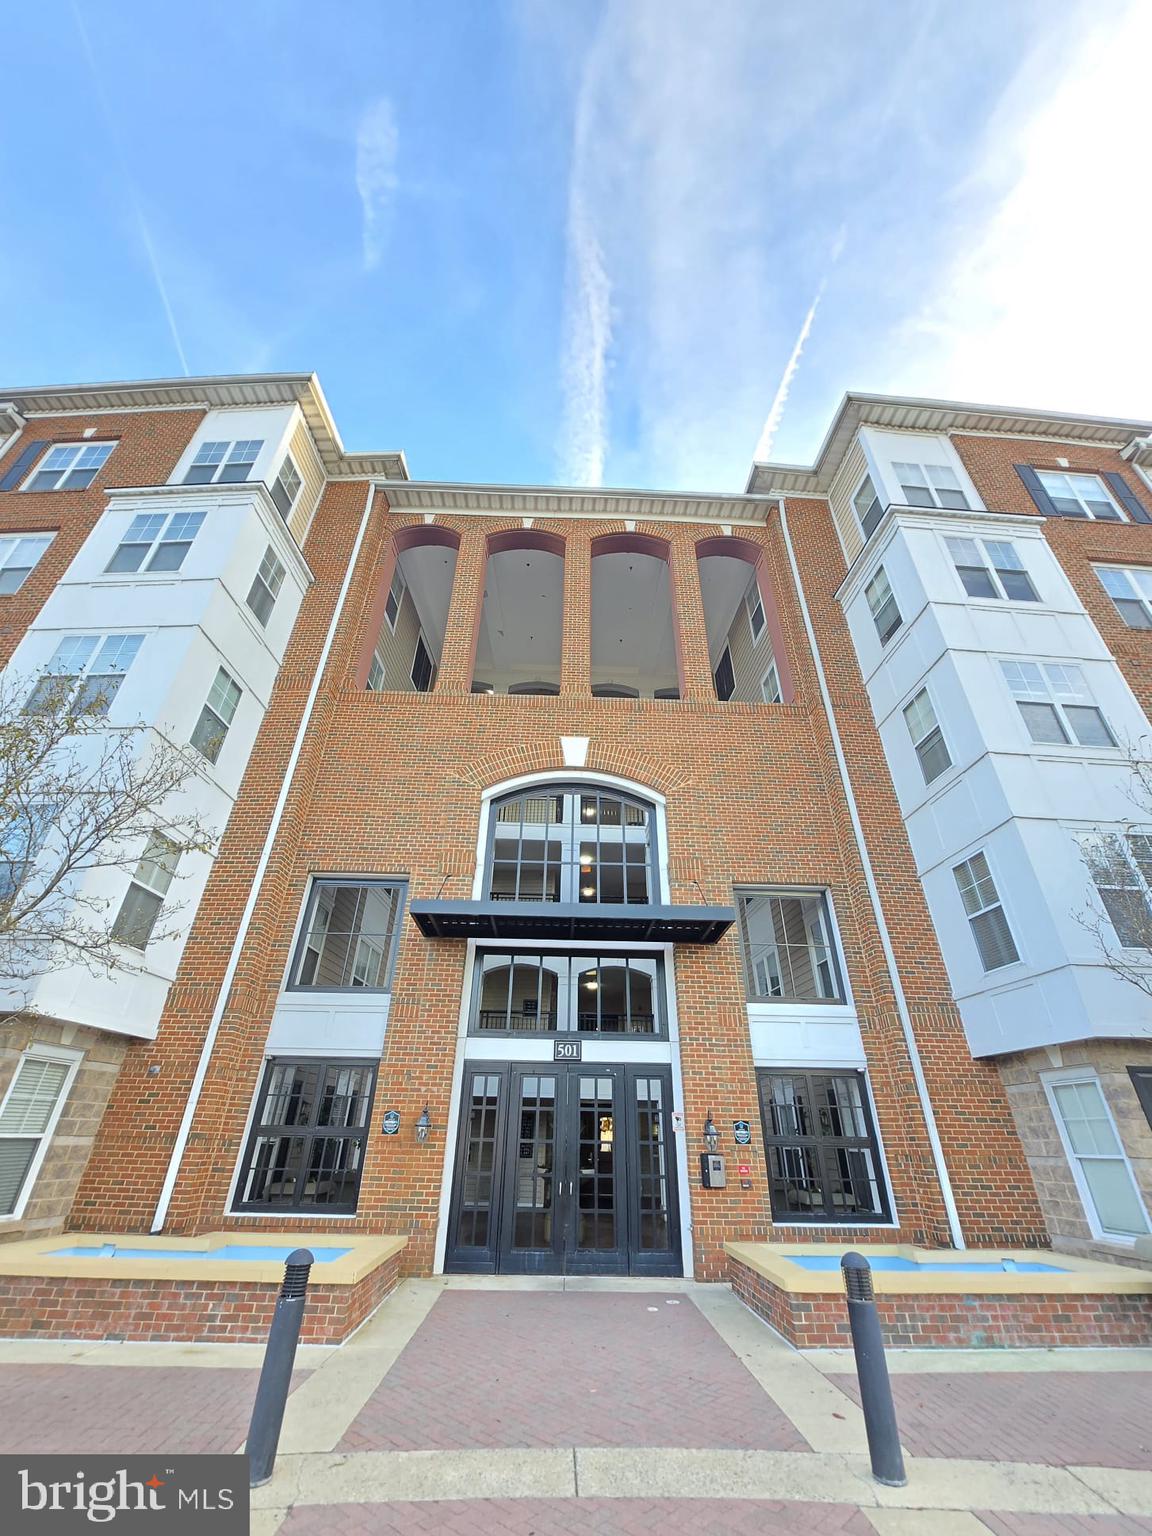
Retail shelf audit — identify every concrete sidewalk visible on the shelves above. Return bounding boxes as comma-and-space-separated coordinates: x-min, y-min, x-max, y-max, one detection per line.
3, 1276, 1152, 1534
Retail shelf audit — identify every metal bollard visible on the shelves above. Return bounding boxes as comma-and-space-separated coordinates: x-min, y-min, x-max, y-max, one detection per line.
246, 1248, 314, 1488
841, 1251, 907, 1487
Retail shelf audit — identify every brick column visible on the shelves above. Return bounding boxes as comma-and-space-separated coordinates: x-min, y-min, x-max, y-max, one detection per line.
434, 528, 485, 694
561, 529, 591, 696
667, 530, 714, 701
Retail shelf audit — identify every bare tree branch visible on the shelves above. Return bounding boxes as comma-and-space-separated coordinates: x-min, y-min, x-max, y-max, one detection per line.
1073, 739, 1152, 1000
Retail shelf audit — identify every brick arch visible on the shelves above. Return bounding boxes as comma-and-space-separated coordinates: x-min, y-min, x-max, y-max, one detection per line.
354, 523, 462, 688
694, 532, 794, 703
453, 741, 679, 799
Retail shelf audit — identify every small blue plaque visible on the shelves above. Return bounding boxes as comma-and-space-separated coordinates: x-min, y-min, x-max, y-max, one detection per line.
381, 1110, 401, 1135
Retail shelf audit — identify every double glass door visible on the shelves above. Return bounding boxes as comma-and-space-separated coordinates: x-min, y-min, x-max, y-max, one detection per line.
446, 1063, 680, 1276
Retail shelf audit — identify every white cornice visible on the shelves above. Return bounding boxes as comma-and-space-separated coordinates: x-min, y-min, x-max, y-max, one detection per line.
376, 481, 772, 522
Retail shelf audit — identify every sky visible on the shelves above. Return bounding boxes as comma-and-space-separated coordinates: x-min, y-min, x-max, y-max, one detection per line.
0, 0, 1149, 492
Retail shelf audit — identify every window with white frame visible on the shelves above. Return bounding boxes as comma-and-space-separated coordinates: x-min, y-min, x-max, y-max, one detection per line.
737, 889, 844, 1003
182, 439, 263, 486
411, 634, 435, 692
384, 569, 406, 630
0, 533, 53, 595
105, 509, 205, 574
864, 566, 902, 644
110, 834, 181, 950
854, 474, 884, 540
190, 666, 242, 764
891, 461, 968, 510
1000, 660, 1116, 748
270, 456, 302, 519
1080, 832, 1152, 948
1047, 1074, 1150, 1238
745, 581, 766, 644
246, 546, 286, 628
366, 648, 386, 691
761, 659, 782, 703
23, 633, 143, 716
946, 536, 1039, 602
24, 442, 115, 493
903, 687, 952, 784
0, 1051, 78, 1216
1096, 567, 1152, 630
953, 851, 1019, 971
1037, 471, 1124, 521
0, 803, 54, 906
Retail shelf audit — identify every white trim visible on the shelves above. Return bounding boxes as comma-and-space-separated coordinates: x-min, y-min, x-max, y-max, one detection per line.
1042, 1068, 1151, 1242
0, 1043, 83, 1222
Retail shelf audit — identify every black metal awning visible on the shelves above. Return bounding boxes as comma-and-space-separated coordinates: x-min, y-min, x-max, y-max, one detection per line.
408, 900, 735, 945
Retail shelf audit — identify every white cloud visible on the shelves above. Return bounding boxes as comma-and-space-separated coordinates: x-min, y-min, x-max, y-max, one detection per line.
355, 97, 399, 272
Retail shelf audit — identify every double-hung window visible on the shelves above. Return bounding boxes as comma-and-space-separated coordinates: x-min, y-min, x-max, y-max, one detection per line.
246, 547, 286, 628
183, 439, 263, 485
738, 889, 844, 1002
903, 688, 952, 783
366, 648, 386, 691
1036, 471, 1123, 521
0, 1050, 79, 1216
761, 659, 782, 703
854, 474, 884, 540
105, 509, 205, 574
385, 569, 406, 630
1000, 660, 1115, 748
745, 582, 766, 644
411, 634, 435, 692
290, 880, 404, 989
947, 537, 1038, 601
892, 461, 968, 510
713, 646, 735, 701
111, 834, 181, 949
0, 803, 54, 905
1096, 567, 1152, 630
1080, 832, 1152, 948
953, 851, 1019, 970
190, 667, 242, 764
24, 442, 115, 493
270, 456, 302, 519
864, 567, 902, 644
24, 633, 143, 716
757, 1069, 889, 1222
0, 534, 53, 593
1046, 1074, 1149, 1238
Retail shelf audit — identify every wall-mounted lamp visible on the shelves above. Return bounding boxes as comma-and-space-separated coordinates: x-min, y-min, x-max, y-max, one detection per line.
703, 1113, 719, 1154
415, 1105, 432, 1143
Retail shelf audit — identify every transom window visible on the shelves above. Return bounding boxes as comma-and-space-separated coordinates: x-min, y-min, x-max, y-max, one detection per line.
111, 833, 181, 950
865, 566, 902, 644
246, 546, 286, 628
1080, 832, 1152, 948
270, 456, 302, 519
1037, 471, 1123, 521
892, 460, 968, 510
1096, 567, 1152, 629
487, 786, 655, 906
946, 537, 1038, 602
903, 687, 952, 783
24, 633, 143, 716
234, 1058, 377, 1214
0, 533, 53, 593
290, 879, 404, 990
474, 950, 662, 1035
183, 439, 263, 485
757, 1069, 889, 1222
737, 889, 844, 1003
854, 474, 883, 540
105, 509, 205, 574
953, 851, 1019, 971
1000, 660, 1115, 748
24, 442, 115, 493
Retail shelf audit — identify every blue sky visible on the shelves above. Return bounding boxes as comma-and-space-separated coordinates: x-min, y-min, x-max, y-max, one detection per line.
1, 1, 1148, 490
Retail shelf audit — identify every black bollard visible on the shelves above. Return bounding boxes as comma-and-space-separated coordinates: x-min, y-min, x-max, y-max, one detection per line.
841, 1251, 907, 1487
246, 1248, 314, 1488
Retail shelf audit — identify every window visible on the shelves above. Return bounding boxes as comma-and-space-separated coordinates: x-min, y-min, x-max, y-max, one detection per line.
384, 569, 406, 630
1046, 1075, 1149, 1238
891, 461, 968, 510
111, 834, 181, 950
761, 660, 782, 704
854, 474, 883, 540
757, 1069, 889, 1222
411, 634, 435, 692
24, 442, 115, 493
246, 546, 286, 628
270, 456, 302, 519
946, 537, 1038, 601
745, 583, 766, 644
24, 633, 143, 716
105, 509, 205, 575
0, 1051, 77, 1217
0, 533, 53, 593
738, 890, 843, 1002
1128, 1067, 1152, 1132
953, 851, 1019, 970
234, 1058, 377, 1214
473, 950, 661, 1035
182, 439, 263, 486
1000, 660, 1115, 748
488, 786, 654, 905
713, 646, 735, 701
1036, 471, 1123, 521
1081, 833, 1152, 948
0, 803, 53, 906
290, 880, 404, 989
864, 567, 902, 644
190, 667, 242, 764
903, 688, 952, 783
366, 648, 386, 691
1096, 567, 1152, 630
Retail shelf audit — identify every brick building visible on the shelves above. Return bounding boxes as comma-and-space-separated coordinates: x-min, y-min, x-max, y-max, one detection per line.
0, 376, 1149, 1279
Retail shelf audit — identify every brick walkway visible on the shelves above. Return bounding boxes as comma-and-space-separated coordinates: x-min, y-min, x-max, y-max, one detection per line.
338, 1291, 808, 1453
277, 1498, 878, 1534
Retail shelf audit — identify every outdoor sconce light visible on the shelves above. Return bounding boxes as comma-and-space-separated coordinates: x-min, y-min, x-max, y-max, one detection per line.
415, 1105, 432, 1143
703, 1114, 719, 1153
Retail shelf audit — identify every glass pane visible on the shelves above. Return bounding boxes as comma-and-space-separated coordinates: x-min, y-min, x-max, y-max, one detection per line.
1081, 1158, 1148, 1235
635, 1077, 671, 1250
241, 1135, 307, 1205
317, 1066, 373, 1128
574, 1076, 616, 1251
511, 1076, 556, 1249
0, 1138, 38, 1215
294, 883, 398, 988
741, 893, 841, 1001
458, 1074, 502, 1248
261, 1063, 320, 1127
1019, 701, 1069, 744
768, 1143, 824, 1216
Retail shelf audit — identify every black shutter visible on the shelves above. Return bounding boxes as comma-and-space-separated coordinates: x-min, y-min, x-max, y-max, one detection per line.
1103, 471, 1152, 524
1015, 463, 1060, 516
0, 439, 48, 493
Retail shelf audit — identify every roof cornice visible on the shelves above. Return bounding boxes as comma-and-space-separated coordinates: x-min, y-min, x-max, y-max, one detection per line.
377, 481, 772, 521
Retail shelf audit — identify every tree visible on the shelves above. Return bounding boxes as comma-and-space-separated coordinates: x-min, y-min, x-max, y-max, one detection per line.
1075, 748, 1152, 1001
0, 670, 217, 1013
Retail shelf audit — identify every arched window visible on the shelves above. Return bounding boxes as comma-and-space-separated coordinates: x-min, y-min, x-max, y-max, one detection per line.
486, 783, 656, 905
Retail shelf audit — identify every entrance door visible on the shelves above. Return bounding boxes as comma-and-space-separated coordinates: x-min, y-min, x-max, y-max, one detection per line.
445, 1063, 681, 1276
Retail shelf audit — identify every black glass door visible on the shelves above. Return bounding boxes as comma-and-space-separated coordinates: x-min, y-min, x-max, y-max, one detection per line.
563, 1071, 626, 1274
